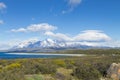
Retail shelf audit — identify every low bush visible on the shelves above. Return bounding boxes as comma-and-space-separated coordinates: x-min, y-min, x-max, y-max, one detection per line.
65, 59, 75, 69
26, 75, 44, 80
72, 64, 101, 80
93, 62, 110, 77
37, 64, 57, 74
53, 59, 66, 67
0, 63, 24, 80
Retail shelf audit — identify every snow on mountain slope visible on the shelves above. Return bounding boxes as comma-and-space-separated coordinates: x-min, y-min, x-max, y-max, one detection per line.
14, 38, 94, 49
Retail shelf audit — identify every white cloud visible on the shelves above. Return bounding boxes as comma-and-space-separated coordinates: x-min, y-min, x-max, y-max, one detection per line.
45, 30, 116, 47
11, 23, 57, 32
45, 30, 111, 42
0, 40, 20, 50
99, 40, 120, 48
68, 0, 82, 8
74, 30, 111, 41
62, 0, 82, 14
0, 20, 4, 24
45, 31, 71, 41
0, 38, 39, 50
0, 2, 6, 11
0, 43, 11, 50
20, 38, 39, 43
11, 28, 27, 32
76, 40, 120, 47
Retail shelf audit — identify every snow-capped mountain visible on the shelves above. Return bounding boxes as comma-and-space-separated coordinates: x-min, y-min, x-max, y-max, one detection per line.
14, 38, 92, 49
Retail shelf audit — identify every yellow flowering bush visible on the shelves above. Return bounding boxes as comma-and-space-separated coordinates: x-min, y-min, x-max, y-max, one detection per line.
53, 59, 66, 67
4, 63, 21, 70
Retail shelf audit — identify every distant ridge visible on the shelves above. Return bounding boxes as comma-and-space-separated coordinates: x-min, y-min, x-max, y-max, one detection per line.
8, 38, 111, 52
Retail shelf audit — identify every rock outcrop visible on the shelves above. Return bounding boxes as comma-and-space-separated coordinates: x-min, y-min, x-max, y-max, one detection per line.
107, 63, 120, 80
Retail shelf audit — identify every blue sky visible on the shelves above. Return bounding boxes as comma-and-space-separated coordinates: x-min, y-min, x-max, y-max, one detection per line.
0, 0, 120, 49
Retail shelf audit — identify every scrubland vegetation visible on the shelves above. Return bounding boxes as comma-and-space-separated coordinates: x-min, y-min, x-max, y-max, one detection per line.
0, 49, 120, 80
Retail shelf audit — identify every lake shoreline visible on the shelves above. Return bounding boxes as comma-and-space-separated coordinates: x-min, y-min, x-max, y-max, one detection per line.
6, 53, 86, 56
0, 52, 86, 59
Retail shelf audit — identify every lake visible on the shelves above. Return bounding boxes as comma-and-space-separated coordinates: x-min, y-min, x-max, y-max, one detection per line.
0, 52, 85, 59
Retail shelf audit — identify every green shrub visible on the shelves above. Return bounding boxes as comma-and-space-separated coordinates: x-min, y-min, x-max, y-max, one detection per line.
53, 60, 66, 67
22, 60, 57, 74
65, 60, 75, 69
26, 75, 44, 80
37, 64, 57, 74
4, 63, 21, 70
0, 70, 25, 80
72, 64, 101, 80
22, 60, 40, 74
93, 62, 110, 77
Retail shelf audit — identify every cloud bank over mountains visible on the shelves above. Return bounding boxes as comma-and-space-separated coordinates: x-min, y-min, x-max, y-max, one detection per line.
45, 30, 111, 42
6, 23, 119, 50
11, 23, 111, 42
0, 23, 120, 49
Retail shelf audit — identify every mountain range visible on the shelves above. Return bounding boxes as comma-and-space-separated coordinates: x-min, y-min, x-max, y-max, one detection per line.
13, 39, 93, 49
6, 38, 111, 52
